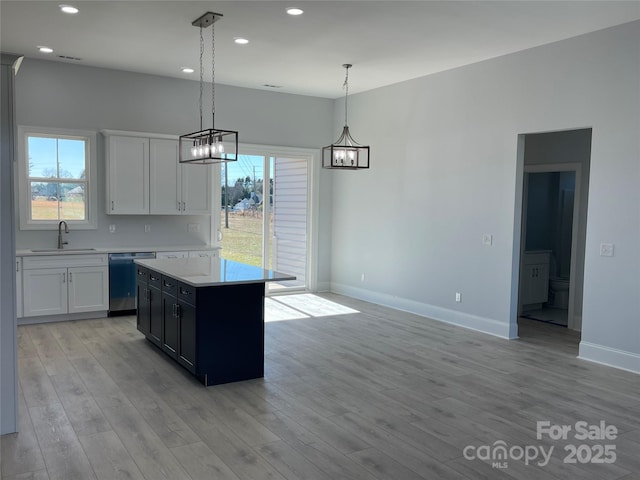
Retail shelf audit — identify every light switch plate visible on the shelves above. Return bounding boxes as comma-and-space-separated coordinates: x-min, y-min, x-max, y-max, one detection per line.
600, 243, 614, 257
109, 224, 116, 233
144, 224, 151, 233
482, 234, 493, 246
188, 223, 200, 233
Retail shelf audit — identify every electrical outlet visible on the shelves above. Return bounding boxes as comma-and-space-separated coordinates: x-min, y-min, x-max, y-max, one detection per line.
144, 224, 151, 233
482, 234, 493, 246
109, 224, 116, 233
600, 243, 614, 257
188, 223, 200, 233
455, 292, 462, 302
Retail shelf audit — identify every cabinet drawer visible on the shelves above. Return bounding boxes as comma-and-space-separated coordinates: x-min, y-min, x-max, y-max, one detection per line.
136, 265, 148, 283
178, 282, 196, 304
162, 275, 178, 297
148, 270, 162, 288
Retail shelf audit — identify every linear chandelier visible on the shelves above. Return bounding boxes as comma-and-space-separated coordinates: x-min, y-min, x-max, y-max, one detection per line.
179, 12, 238, 165
322, 64, 370, 169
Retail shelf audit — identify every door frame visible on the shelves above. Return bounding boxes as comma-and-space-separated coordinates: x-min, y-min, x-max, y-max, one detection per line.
221, 143, 318, 294
519, 162, 582, 330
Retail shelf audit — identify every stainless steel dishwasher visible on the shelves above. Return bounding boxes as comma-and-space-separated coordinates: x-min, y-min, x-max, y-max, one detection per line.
108, 252, 155, 315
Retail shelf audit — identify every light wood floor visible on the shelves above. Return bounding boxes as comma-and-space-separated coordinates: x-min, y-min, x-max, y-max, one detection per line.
2, 293, 639, 480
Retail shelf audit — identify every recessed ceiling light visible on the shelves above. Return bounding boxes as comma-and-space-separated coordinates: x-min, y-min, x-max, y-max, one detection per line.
234, 37, 249, 45
59, 4, 78, 14
38, 46, 54, 53
286, 7, 304, 16
181, 67, 194, 74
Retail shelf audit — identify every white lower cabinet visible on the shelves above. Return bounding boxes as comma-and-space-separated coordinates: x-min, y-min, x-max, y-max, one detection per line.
23, 268, 68, 317
22, 254, 108, 318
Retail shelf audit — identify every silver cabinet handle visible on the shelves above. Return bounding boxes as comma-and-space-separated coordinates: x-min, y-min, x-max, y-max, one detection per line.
111, 200, 114, 210
16, 261, 19, 272
175, 304, 180, 318
62, 272, 66, 283
69, 272, 72, 283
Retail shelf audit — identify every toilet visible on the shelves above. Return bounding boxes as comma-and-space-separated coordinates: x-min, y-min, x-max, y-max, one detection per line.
549, 277, 569, 309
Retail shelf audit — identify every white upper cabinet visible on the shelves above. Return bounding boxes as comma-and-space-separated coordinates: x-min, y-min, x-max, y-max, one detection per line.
105, 135, 149, 214
180, 156, 212, 215
104, 131, 212, 215
150, 139, 212, 215
149, 139, 180, 214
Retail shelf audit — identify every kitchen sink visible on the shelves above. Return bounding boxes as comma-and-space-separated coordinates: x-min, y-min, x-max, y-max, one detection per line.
30, 248, 97, 252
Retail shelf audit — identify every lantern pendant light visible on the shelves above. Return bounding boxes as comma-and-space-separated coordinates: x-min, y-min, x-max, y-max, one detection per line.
322, 64, 370, 169
179, 12, 238, 165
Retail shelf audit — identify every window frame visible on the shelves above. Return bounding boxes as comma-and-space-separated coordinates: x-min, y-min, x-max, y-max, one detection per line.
17, 126, 97, 230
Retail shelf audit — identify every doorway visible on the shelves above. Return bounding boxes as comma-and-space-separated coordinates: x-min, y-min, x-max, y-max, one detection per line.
220, 147, 313, 293
514, 129, 591, 335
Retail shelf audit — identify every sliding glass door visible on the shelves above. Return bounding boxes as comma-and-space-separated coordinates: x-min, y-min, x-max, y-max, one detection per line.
220, 148, 310, 292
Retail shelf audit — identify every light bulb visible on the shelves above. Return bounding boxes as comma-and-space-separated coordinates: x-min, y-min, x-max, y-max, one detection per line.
198, 146, 204, 156
348, 150, 355, 160
191, 146, 197, 157
218, 142, 224, 153
204, 144, 211, 155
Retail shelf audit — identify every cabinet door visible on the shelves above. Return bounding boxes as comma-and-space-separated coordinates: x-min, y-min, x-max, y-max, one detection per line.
107, 136, 149, 214
67, 266, 109, 313
161, 291, 178, 359
178, 299, 197, 373
148, 285, 162, 346
137, 282, 150, 336
529, 263, 549, 304
23, 268, 68, 317
149, 139, 181, 214
181, 162, 212, 215
16, 258, 23, 318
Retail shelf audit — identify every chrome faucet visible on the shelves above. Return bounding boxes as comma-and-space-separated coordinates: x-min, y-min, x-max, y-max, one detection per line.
58, 221, 69, 249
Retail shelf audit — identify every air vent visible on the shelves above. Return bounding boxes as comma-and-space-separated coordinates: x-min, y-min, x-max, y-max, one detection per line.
57, 55, 82, 61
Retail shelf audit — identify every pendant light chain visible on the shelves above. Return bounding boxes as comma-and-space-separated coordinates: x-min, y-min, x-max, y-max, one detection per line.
179, 11, 239, 166
343, 67, 349, 127
199, 25, 204, 131
211, 20, 215, 129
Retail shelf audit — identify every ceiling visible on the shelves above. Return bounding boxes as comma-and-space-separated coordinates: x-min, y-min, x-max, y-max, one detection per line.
1, 1, 639, 98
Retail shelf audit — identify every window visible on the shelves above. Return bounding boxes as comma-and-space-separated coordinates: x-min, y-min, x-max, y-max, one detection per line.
18, 127, 97, 229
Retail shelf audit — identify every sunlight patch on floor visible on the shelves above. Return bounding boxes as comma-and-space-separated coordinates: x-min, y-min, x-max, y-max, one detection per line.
265, 294, 359, 322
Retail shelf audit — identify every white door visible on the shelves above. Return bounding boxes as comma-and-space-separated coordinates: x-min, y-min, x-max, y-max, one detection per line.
23, 268, 68, 316
181, 163, 212, 214
67, 266, 109, 313
149, 138, 180, 214
108, 136, 149, 214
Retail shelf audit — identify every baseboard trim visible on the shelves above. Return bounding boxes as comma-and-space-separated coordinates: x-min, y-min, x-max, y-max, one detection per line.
578, 341, 640, 374
18, 310, 109, 325
316, 281, 331, 293
330, 282, 515, 339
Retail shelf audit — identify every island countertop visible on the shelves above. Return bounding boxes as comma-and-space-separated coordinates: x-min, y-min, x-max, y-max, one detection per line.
134, 257, 295, 287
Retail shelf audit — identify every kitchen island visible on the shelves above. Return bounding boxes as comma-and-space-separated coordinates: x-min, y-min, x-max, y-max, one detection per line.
134, 257, 294, 386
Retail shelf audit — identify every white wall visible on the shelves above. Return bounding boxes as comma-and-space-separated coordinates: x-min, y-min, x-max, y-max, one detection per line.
329, 21, 640, 372
14, 60, 334, 287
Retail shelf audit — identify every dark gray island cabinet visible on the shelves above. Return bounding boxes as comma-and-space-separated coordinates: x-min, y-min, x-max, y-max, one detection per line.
135, 257, 294, 386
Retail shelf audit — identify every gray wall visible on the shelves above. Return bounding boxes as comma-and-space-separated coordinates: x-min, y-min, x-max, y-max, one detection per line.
328, 21, 640, 371
14, 60, 334, 287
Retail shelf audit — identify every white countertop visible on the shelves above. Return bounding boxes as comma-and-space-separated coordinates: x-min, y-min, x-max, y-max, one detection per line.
17, 245, 221, 256
135, 257, 295, 287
